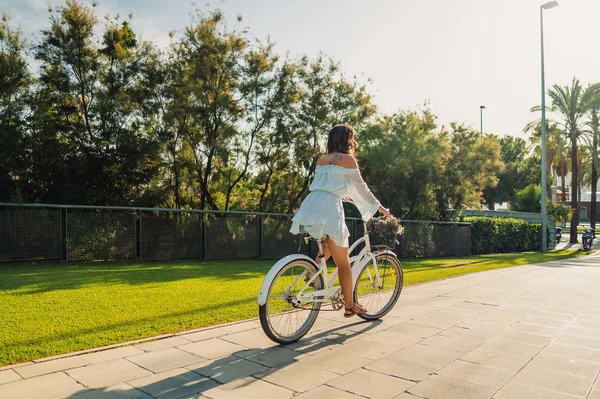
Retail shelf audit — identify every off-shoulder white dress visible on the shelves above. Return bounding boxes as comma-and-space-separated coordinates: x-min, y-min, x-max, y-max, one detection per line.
289, 165, 380, 248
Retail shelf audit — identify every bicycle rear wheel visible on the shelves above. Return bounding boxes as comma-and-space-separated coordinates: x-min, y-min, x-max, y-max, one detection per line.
354, 253, 403, 320
259, 259, 323, 344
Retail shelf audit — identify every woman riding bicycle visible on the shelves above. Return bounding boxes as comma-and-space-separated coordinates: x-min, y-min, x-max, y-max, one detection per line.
290, 124, 391, 318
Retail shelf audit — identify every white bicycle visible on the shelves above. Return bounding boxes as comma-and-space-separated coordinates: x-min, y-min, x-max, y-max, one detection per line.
257, 216, 404, 344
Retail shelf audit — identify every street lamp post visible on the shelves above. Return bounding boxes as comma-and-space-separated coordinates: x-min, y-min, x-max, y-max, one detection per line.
540, 0, 559, 253
479, 105, 486, 139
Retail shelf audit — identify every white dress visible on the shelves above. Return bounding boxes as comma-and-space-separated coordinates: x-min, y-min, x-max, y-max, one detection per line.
289, 165, 380, 248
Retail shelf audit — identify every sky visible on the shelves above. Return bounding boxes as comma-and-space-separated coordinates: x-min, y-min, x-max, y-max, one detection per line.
2, 0, 600, 138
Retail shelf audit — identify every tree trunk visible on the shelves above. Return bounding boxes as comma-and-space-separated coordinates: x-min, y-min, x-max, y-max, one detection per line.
570, 135, 579, 243
561, 174, 566, 204
488, 201, 495, 211
591, 119, 598, 230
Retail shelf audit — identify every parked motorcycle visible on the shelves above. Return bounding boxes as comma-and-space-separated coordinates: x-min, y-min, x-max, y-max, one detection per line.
555, 226, 562, 244
582, 228, 594, 251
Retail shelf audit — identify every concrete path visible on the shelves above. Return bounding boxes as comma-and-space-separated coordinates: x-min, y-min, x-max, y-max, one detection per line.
2, 254, 600, 399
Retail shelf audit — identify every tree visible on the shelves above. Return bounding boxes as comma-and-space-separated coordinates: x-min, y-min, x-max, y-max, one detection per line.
513, 184, 542, 213
359, 107, 446, 219
545, 78, 600, 242
482, 136, 540, 210
525, 119, 568, 203
172, 9, 247, 210
0, 14, 31, 201
433, 124, 504, 221
29, 0, 162, 205
582, 84, 600, 228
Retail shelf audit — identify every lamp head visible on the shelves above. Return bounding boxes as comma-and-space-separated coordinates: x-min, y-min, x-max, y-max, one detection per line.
541, 1, 559, 10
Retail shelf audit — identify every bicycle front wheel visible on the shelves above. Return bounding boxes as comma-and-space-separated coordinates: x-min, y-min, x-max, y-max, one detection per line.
354, 253, 403, 320
259, 259, 323, 344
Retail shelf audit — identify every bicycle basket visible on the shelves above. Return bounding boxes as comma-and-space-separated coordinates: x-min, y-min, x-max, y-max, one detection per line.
367, 218, 403, 249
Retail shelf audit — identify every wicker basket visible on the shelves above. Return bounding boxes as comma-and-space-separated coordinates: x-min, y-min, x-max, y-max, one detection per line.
367, 218, 403, 249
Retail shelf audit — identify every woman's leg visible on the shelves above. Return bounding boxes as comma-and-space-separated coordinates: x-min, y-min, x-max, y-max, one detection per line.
325, 238, 354, 309
315, 239, 331, 264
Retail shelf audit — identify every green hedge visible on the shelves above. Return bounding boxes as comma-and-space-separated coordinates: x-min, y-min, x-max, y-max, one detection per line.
465, 217, 541, 255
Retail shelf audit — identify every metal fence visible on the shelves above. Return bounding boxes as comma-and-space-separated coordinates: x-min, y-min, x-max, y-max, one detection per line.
0, 203, 471, 263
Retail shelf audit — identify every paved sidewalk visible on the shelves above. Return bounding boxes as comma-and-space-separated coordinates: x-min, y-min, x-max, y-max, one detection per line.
2, 255, 600, 399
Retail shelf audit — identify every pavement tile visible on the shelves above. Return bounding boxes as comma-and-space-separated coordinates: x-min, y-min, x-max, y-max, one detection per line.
294, 385, 363, 399
126, 347, 205, 373
460, 347, 531, 371
420, 333, 484, 354
526, 352, 600, 378
0, 362, 33, 372
365, 344, 462, 381
510, 364, 595, 397
327, 368, 414, 399
81, 346, 146, 364
328, 339, 401, 360
134, 337, 192, 352
533, 310, 577, 321
2, 371, 86, 399
507, 322, 562, 336
178, 338, 247, 359
15, 356, 90, 378
188, 356, 268, 383
219, 329, 274, 349
235, 346, 303, 368
387, 304, 433, 319
386, 323, 442, 338
66, 359, 153, 389
571, 318, 600, 329
408, 374, 496, 399
71, 383, 153, 399
562, 325, 600, 339
589, 389, 600, 399
180, 328, 229, 342
542, 343, 600, 362
216, 320, 261, 333
202, 376, 294, 399
361, 330, 422, 349
409, 315, 459, 329
477, 337, 542, 357
299, 350, 373, 375
519, 316, 569, 328
494, 382, 581, 399
258, 362, 339, 393
553, 333, 600, 350
438, 359, 516, 389
283, 336, 342, 354
129, 368, 218, 399
0, 369, 22, 385
457, 320, 506, 335
453, 302, 499, 312
496, 330, 552, 346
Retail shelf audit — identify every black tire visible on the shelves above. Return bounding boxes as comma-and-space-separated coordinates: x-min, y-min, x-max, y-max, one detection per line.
259, 259, 323, 344
354, 253, 403, 321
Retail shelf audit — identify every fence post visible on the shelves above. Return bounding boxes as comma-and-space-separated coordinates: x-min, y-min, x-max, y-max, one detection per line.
455, 224, 459, 257
258, 215, 264, 260
61, 207, 68, 262
136, 210, 142, 260
200, 213, 206, 261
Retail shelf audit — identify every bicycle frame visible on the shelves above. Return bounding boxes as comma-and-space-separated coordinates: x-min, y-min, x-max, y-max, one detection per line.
291, 222, 383, 305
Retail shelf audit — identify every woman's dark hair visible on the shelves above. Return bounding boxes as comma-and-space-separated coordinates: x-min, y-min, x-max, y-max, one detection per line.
327, 124, 358, 154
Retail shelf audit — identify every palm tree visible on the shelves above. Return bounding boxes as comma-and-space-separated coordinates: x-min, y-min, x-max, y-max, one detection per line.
582, 86, 600, 229
546, 78, 599, 243
525, 117, 569, 203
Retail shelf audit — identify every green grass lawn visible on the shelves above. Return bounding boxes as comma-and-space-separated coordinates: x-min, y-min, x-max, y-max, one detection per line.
0, 249, 585, 366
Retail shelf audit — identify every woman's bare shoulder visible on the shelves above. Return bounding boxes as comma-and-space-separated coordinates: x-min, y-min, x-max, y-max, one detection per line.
317, 153, 358, 169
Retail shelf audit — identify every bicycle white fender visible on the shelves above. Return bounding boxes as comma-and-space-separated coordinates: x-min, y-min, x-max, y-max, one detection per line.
351, 250, 398, 287
257, 254, 318, 306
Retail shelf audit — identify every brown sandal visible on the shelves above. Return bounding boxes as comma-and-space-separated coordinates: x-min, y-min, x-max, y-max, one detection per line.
344, 303, 368, 318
